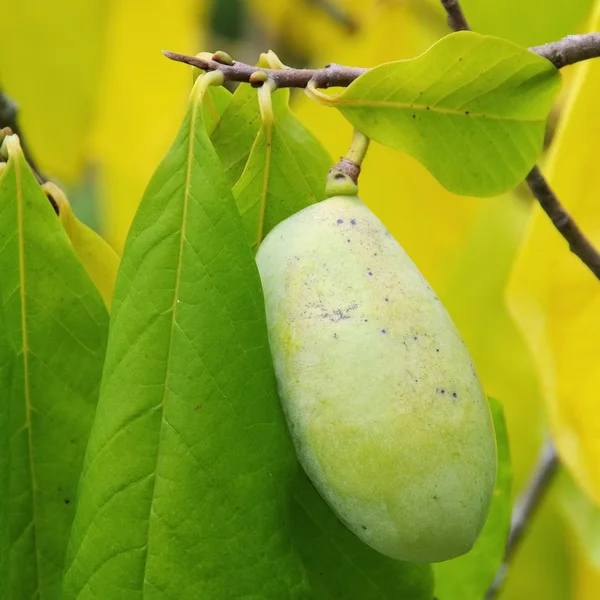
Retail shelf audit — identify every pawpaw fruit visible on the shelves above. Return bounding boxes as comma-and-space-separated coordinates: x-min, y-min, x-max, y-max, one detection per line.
256, 176, 496, 563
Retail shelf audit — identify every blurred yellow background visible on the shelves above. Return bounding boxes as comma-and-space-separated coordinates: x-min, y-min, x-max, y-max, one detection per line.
2, 1, 599, 597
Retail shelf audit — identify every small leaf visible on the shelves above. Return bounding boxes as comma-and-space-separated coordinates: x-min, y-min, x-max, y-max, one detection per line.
309, 31, 561, 196
211, 52, 330, 189
0, 135, 108, 599
232, 65, 332, 251
434, 397, 512, 600
291, 470, 434, 600
211, 69, 265, 184
62, 74, 311, 599
44, 182, 120, 310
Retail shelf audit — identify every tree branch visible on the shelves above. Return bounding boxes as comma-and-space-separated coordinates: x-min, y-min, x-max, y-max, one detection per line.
485, 439, 559, 600
440, 0, 470, 31
531, 33, 600, 68
163, 51, 368, 88
163, 32, 600, 87
526, 167, 600, 278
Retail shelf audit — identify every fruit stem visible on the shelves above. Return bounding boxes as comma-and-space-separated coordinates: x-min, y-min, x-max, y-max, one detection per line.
327, 128, 370, 193
346, 129, 370, 168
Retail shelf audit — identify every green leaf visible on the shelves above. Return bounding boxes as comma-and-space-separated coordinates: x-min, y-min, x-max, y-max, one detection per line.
291, 470, 434, 600
62, 74, 311, 600
311, 31, 561, 197
433, 397, 512, 600
211, 70, 265, 184
211, 52, 332, 192
232, 83, 332, 252
203, 84, 232, 135
0, 136, 108, 599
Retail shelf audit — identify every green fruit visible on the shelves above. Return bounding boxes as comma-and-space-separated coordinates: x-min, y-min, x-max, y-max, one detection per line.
256, 186, 496, 563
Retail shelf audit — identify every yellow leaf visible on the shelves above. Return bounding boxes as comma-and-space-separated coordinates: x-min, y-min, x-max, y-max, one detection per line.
90, 0, 203, 251
43, 182, 119, 310
0, 0, 109, 181
507, 1, 600, 506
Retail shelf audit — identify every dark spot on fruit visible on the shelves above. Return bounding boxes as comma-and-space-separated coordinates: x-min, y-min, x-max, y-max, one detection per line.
436, 348, 440, 353
333, 333, 338, 340
368, 271, 373, 276
459, 57, 463, 62
433, 495, 439, 500
64, 499, 71, 505
350, 219, 356, 225
412, 114, 416, 119
347, 239, 351, 243
426, 106, 430, 110
70, 438, 76, 444
384, 297, 389, 302
452, 392, 458, 399
381, 329, 387, 334
361, 525, 367, 531
465, 111, 470, 115
337, 218, 343, 224
413, 335, 418, 341
364, 319, 368, 322
440, 389, 445, 394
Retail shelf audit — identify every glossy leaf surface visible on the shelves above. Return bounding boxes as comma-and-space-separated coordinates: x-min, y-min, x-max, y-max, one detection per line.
62, 75, 310, 599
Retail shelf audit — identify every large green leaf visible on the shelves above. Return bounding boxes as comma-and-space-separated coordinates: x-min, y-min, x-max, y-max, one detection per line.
292, 471, 434, 599
308, 31, 561, 197
232, 77, 331, 251
0, 135, 108, 599
433, 397, 512, 600
62, 73, 311, 600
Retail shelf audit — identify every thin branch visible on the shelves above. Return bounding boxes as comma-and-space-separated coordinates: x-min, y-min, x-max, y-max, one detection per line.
531, 33, 600, 68
163, 51, 368, 88
526, 167, 600, 278
0, 89, 45, 183
163, 32, 600, 88
485, 439, 559, 600
440, 0, 470, 31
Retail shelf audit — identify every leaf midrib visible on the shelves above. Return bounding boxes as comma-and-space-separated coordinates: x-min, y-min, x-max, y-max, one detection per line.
256, 124, 273, 248
15, 153, 43, 594
339, 99, 541, 122
138, 93, 198, 592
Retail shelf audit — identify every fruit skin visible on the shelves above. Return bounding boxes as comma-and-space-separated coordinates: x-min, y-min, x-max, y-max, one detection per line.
256, 194, 497, 563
